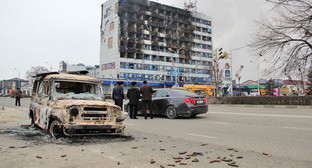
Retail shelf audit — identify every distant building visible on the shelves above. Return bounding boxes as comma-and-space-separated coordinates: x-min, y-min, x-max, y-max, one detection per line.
99, 0, 213, 87
0, 78, 29, 96
58, 61, 100, 78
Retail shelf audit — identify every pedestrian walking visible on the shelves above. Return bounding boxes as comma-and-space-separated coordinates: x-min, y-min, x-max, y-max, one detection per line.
112, 81, 124, 110
140, 81, 154, 119
127, 81, 140, 119
14, 88, 22, 106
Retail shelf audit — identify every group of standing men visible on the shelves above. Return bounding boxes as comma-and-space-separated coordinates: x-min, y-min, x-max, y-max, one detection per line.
112, 81, 153, 119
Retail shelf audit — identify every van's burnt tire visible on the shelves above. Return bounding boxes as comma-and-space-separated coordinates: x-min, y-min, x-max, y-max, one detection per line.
30, 112, 35, 125
49, 120, 63, 138
166, 105, 178, 119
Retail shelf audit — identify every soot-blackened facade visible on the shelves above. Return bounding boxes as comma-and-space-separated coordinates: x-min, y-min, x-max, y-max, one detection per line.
100, 0, 213, 86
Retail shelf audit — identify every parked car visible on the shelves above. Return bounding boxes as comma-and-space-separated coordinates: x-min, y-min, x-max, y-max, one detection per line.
193, 90, 209, 97
29, 71, 125, 138
124, 88, 208, 119
249, 89, 260, 96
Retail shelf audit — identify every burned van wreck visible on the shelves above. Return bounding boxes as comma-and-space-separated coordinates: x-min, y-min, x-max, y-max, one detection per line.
29, 71, 125, 138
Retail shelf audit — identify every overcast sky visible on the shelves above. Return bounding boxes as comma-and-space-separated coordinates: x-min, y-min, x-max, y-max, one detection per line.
0, 0, 273, 82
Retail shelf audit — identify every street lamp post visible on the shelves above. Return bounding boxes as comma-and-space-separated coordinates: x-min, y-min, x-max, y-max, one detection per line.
171, 51, 178, 87
168, 45, 184, 87
250, 61, 260, 96
229, 44, 251, 97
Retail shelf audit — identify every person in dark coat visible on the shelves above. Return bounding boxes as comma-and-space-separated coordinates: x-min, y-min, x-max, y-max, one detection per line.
127, 81, 140, 119
14, 88, 22, 106
112, 81, 124, 110
140, 81, 154, 119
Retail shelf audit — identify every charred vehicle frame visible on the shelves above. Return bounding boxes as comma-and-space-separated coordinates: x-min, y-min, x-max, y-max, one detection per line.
29, 71, 125, 138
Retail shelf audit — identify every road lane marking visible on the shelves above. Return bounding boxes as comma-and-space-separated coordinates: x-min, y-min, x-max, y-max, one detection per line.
186, 133, 219, 139
209, 112, 312, 118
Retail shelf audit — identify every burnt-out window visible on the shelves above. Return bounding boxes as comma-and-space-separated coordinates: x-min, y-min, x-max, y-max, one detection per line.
38, 80, 49, 97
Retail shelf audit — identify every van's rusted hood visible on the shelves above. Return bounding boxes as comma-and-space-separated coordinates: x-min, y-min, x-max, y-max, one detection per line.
52, 100, 119, 108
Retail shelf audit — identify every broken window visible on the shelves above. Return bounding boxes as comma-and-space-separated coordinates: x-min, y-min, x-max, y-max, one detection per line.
143, 35, 150, 40
129, 63, 134, 69
53, 81, 101, 99
120, 62, 126, 68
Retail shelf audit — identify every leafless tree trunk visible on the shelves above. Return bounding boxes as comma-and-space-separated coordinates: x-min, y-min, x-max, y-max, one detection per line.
251, 0, 312, 79
26, 66, 49, 90
206, 54, 224, 97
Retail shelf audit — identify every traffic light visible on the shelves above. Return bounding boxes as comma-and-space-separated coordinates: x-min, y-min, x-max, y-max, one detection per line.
217, 48, 229, 59
218, 48, 223, 59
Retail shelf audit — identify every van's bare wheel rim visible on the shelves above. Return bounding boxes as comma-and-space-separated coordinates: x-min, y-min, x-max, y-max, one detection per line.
49, 120, 62, 138
166, 106, 177, 119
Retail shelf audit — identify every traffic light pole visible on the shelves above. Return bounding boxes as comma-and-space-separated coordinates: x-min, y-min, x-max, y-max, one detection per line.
230, 53, 233, 97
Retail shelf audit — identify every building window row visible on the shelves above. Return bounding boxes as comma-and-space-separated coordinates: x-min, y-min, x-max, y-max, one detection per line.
121, 53, 212, 64
120, 62, 212, 74
142, 34, 211, 42
119, 72, 211, 83
192, 17, 211, 26
141, 43, 212, 51
195, 27, 212, 34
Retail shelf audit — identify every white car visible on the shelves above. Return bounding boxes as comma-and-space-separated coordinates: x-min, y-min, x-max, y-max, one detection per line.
249, 89, 260, 96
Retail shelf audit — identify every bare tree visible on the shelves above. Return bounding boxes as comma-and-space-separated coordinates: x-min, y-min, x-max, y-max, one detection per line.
205, 53, 224, 97
251, 0, 312, 80
307, 64, 312, 95
26, 66, 49, 89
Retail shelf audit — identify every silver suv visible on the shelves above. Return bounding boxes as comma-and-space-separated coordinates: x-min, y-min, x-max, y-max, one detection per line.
29, 71, 125, 138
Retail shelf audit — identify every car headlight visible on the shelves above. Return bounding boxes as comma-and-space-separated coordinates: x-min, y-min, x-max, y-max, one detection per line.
69, 106, 80, 117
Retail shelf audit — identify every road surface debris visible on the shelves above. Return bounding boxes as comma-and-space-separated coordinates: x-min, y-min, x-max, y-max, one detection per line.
179, 151, 187, 155
209, 160, 221, 163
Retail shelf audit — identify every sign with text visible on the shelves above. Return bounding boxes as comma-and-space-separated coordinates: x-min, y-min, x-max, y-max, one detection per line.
102, 62, 115, 70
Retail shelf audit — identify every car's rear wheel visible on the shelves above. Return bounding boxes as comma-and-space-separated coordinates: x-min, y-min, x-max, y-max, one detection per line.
190, 114, 197, 118
30, 111, 35, 125
166, 105, 178, 119
49, 119, 63, 138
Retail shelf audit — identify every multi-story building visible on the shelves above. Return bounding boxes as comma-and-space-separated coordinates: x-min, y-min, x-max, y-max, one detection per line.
99, 0, 213, 87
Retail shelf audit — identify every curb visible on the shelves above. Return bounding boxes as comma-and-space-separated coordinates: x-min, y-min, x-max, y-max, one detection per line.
209, 104, 312, 109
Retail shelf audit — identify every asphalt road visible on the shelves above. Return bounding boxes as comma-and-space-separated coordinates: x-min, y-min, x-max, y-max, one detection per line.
125, 104, 312, 161
0, 97, 311, 168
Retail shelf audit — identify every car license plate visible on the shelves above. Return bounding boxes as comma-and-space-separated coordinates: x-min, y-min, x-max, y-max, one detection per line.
197, 100, 203, 103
